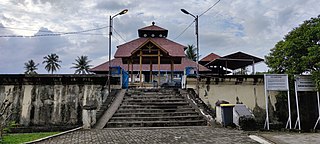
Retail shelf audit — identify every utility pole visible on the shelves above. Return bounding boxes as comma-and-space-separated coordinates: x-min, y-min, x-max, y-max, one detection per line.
181, 9, 200, 96
108, 9, 128, 95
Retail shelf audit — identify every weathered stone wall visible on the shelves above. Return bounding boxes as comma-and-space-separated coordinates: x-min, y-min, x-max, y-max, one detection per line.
0, 75, 108, 128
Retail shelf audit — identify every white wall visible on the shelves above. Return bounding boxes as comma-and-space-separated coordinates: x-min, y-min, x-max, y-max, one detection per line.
186, 77, 277, 112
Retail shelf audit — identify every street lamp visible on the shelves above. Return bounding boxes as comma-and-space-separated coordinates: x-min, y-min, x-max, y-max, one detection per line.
181, 9, 200, 96
108, 9, 128, 95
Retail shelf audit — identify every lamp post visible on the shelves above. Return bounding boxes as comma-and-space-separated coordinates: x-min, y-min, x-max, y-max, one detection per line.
108, 9, 128, 95
181, 9, 200, 96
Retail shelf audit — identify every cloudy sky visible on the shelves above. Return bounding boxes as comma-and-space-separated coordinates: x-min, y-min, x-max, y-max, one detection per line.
0, 0, 319, 74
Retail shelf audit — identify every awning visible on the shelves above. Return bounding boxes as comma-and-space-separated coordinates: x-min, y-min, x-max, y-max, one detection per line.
204, 51, 264, 70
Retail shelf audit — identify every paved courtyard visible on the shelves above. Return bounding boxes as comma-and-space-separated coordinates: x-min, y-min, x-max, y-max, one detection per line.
260, 132, 320, 144
34, 126, 258, 144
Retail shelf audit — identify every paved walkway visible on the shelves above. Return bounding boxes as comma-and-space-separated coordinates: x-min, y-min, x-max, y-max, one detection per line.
34, 126, 258, 144
260, 132, 320, 144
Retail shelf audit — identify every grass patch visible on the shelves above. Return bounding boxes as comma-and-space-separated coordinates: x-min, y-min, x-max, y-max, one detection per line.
1, 132, 59, 144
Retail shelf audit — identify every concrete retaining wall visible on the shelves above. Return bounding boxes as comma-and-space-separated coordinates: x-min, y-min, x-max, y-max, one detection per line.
186, 75, 278, 121
0, 75, 108, 128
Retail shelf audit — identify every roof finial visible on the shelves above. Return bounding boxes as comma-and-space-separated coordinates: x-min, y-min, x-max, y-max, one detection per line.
152, 21, 155, 26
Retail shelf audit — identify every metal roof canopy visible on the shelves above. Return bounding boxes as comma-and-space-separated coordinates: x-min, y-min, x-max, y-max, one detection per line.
204, 51, 264, 70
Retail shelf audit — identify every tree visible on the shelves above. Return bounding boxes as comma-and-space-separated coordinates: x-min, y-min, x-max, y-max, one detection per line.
43, 53, 62, 74
71, 55, 92, 74
185, 44, 197, 61
24, 59, 39, 74
265, 15, 320, 88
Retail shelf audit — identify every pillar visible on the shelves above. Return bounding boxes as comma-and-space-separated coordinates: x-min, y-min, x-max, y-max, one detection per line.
140, 50, 143, 87
131, 59, 133, 83
171, 60, 174, 81
158, 49, 161, 86
127, 60, 130, 83
150, 59, 153, 83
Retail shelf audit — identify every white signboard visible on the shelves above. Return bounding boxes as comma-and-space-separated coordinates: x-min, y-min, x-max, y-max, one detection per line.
295, 75, 316, 92
265, 74, 289, 91
264, 74, 291, 130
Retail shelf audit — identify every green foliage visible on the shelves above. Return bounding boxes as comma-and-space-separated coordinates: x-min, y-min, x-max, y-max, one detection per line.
274, 92, 289, 126
43, 53, 62, 74
265, 15, 320, 88
3, 121, 17, 133
24, 59, 39, 74
185, 44, 197, 61
71, 55, 93, 74
239, 116, 256, 131
2, 132, 59, 144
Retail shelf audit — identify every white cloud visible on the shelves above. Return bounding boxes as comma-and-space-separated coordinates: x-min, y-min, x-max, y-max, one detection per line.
0, 0, 320, 74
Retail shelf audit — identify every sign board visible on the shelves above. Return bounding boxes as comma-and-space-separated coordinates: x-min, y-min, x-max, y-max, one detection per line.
295, 75, 316, 92
264, 74, 291, 130
265, 74, 289, 91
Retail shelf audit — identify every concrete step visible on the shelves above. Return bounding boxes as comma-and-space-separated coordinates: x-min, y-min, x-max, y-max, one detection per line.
126, 91, 177, 95
113, 112, 200, 117
105, 120, 207, 128
118, 104, 190, 109
126, 94, 180, 98
103, 88, 208, 128
125, 102, 189, 105
124, 95, 183, 99
122, 99, 186, 103
109, 115, 203, 121
116, 108, 195, 113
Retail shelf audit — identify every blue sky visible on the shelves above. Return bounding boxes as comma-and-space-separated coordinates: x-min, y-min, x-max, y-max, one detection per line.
0, 0, 319, 74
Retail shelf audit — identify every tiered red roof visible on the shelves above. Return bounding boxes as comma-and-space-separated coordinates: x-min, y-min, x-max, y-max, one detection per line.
90, 23, 210, 73
90, 57, 209, 72
115, 38, 185, 58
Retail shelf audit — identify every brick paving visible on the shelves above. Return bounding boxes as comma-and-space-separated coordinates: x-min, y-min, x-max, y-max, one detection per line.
260, 132, 320, 144
35, 126, 258, 144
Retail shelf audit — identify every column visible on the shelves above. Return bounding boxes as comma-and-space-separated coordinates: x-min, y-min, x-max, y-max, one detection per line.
150, 59, 153, 83
131, 59, 133, 83
140, 50, 143, 87
171, 60, 174, 81
158, 49, 161, 86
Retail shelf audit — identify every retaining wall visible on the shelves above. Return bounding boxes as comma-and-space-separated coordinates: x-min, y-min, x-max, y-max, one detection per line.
0, 74, 108, 128
186, 75, 278, 121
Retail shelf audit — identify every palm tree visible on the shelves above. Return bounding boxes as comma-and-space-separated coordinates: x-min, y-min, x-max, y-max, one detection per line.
24, 59, 39, 74
43, 53, 62, 74
71, 55, 92, 74
185, 44, 197, 61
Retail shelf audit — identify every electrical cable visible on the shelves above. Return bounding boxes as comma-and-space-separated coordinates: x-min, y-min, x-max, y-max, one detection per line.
199, 0, 221, 17
174, 20, 195, 40
0, 25, 108, 38
112, 27, 127, 43
174, 0, 221, 40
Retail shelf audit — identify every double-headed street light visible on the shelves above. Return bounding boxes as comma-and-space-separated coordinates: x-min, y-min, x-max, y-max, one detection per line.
181, 9, 200, 96
108, 9, 128, 95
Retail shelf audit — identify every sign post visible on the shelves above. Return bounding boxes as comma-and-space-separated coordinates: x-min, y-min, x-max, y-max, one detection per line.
314, 92, 320, 129
264, 74, 290, 130
294, 75, 317, 130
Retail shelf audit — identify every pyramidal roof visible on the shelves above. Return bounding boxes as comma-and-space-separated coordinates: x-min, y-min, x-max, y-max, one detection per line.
139, 22, 167, 31
138, 22, 168, 38
200, 53, 221, 62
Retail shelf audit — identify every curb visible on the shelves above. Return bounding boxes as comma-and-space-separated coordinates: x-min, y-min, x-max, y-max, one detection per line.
249, 135, 273, 144
24, 126, 82, 144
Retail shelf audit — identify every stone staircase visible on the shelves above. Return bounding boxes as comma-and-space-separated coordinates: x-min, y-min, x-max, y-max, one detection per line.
96, 90, 118, 121
105, 88, 207, 128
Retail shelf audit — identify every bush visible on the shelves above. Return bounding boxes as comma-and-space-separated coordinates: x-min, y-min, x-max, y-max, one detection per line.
239, 116, 256, 131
